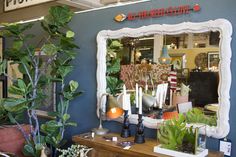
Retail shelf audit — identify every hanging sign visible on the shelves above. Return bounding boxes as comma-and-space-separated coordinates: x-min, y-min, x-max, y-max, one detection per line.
4, 0, 54, 12
114, 4, 200, 22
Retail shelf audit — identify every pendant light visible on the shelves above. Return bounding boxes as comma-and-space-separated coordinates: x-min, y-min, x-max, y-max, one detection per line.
158, 35, 171, 64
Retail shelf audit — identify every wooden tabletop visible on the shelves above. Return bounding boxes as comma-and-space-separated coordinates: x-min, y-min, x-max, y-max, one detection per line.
72, 132, 223, 157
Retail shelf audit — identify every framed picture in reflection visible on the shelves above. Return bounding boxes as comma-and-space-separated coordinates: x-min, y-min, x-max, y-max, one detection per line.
208, 52, 219, 71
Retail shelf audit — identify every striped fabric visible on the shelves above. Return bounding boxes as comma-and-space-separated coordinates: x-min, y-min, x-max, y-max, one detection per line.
168, 71, 177, 91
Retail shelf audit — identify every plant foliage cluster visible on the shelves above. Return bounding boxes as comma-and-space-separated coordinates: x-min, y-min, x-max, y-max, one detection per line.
0, 6, 81, 157
158, 114, 200, 154
185, 108, 217, 126
106, 40, 124, 96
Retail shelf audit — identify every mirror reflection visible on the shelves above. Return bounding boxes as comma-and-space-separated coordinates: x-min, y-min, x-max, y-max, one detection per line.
106, 31, 220, 126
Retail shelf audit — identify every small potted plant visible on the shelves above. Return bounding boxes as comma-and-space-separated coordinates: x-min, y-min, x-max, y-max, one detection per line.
154, 114, 208, 157
57, 144, 92, 157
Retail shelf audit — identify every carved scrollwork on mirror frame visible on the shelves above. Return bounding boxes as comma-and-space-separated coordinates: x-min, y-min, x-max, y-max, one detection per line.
96, 19, 232, 139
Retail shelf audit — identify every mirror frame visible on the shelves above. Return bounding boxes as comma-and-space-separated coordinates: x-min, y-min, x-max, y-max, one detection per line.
96, 19, 232, 138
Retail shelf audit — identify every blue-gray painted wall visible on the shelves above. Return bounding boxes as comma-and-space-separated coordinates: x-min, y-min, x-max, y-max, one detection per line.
67, 0, 236, 155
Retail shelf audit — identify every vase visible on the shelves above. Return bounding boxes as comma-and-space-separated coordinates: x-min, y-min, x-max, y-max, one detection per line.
0, 124, 31, 157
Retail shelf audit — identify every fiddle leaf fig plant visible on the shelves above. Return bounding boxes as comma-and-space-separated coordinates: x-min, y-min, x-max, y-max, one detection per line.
106, 39, 123, 96
0, 5, 81, 157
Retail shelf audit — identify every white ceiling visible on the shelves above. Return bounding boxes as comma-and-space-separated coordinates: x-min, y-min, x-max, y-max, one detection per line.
57, 0, 137, 10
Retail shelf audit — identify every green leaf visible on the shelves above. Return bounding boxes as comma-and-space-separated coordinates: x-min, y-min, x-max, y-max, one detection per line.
107, 58, 121, 74
0, 59, 7, 75
57, 65, 73, 77
48, 6, 73, 26
13, 40, 23, 50
35, 143, 43, 151
41, 44, 58, 56
17, 79, 27, 93
3, 98, 29, 112
66, 30, 75, 38
65, 122, 77, 127
23, 144, 35, 156
63, 114, 70, 122
69, 80, 78, 92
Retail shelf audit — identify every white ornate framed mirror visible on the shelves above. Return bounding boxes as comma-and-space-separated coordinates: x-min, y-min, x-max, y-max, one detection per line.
96, 19, 232, 138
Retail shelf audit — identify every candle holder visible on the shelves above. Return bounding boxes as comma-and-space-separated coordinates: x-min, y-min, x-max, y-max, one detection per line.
121, 110, 131, 138
134, 114, 145, 144
157, 108, 163, 119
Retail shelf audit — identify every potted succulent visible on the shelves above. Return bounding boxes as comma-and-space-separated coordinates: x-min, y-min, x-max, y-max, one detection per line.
0, 5, 81, 157
155, 114, 208, 157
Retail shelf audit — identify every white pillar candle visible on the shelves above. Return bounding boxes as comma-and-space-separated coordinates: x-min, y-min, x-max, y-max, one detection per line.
123, 84, 127, 110
159, 84, 163, 109
139, 87, 142, 114
145, 84, 148, 93
135, 83, 139, 108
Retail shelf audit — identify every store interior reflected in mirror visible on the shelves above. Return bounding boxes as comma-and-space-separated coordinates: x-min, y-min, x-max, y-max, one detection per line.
106, 31, 220, 122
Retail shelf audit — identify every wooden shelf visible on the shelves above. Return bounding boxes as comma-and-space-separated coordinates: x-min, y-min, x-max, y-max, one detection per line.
72, 132, 223, 157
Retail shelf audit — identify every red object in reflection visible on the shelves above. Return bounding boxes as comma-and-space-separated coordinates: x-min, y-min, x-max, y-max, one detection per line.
193, 4, 200, 12
163, 111, 179, 120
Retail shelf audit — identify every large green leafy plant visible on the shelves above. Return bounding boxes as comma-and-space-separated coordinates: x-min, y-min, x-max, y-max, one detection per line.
0, 6, 81, 157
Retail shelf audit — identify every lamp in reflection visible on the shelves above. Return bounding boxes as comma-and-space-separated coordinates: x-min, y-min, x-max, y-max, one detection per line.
93, 93, 124, 135
159, 45, 172, 64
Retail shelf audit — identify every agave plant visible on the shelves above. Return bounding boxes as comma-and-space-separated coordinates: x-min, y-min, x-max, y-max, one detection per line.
0, 6, 81, 157
157, 114, 199, 154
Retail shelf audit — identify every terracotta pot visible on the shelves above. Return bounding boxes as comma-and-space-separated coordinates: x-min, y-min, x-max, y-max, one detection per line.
0, 124, 31, 157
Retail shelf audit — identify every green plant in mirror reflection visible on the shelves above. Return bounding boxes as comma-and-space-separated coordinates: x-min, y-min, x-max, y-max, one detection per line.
106, 39, 124, 96
186, 108, 217, 126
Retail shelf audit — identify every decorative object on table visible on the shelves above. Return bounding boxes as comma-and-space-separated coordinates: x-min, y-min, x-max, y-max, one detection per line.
0, 6, 81, 157
177, 102, 193, 114
173, 83, 191, 107
93, 94, 124, 135
207, 52, 219, 72
120, 84, 131, 138
157, 108, 163, 119
117, 141, 134, 148
155, 114, 208, 156
134, 114, 145, 144
180, 83, 191, 96
57, 144, 92, 157
155, 83, 168, 110
121, 110, 131, 138
194, 53, 208, 70
142, 93, 156, 112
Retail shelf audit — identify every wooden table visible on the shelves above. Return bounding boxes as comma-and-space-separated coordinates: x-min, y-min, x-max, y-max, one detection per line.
72, 133, 223, 157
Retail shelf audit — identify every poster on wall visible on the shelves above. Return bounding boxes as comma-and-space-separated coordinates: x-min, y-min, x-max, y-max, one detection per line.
4, 0, 55, 12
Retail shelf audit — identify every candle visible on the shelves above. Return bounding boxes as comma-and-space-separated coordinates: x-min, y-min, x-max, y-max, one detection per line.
139, 87, 142, 114
155, 85, 160, 108
135, 83, 139, 108
123, 84, 127, 110
159, 84, 163, 109
145, 84, 148, 93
